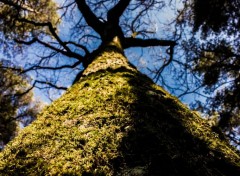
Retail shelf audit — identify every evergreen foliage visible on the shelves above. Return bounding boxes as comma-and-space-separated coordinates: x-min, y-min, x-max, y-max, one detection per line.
0, 0, 59, 38
0, 62, 39, 149
180, 0, 240, 145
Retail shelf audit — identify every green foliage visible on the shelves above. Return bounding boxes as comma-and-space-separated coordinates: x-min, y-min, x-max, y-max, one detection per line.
193, 0, 239, 35
180, 0, 240, 142
0, 62, 40, 149
0, 47, 239, 175
0, 0, 59, 44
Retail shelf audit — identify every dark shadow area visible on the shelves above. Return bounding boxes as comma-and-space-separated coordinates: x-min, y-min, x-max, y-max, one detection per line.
98, 67, 240, 176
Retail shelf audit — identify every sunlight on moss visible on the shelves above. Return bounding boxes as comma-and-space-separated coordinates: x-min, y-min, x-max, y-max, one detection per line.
0, 47, 239, 175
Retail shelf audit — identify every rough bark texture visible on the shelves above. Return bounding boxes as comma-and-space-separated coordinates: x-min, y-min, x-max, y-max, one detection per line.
0, 46, 240, 175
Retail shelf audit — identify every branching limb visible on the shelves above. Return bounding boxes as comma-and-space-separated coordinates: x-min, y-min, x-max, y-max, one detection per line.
107, 0, 131, 24
75, 0, 105, 35
35, 38, 83, 60
153, 48, 174, 82
125, 38, 176, 82
18, 19, 71, 52
22, 61, 82, 73
14, 18, 85, 61
34, 80, 67, 90
64, 41, 90, 55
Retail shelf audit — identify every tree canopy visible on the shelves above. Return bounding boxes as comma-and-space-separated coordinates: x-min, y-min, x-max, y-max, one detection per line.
177, 0, 240, 147
0, 62, 40, 149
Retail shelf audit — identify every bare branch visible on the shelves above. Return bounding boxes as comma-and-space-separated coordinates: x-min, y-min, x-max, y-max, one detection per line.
18, 19, 73, 53
75, 0, 105, 35
35, 38, 83, 60
34, 80, 67, 90
64, 41, 90, 55
22, 61, 82, 73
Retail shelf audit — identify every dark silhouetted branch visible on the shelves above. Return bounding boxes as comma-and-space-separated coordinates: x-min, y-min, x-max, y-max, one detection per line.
22, 61, 82, 73
35, 38, 83, 60
75, 0, 105, 35
107, 0, 131, 24
34, 80, 67, 90
14, 38, 37, 45
124, 37, 176, 48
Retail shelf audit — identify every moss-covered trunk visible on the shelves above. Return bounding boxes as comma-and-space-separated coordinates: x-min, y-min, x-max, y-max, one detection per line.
0, 45, 239, 175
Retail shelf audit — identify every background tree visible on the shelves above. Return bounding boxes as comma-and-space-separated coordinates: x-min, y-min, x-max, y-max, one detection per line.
177, 0, 240, 148
0, 61, 40, 150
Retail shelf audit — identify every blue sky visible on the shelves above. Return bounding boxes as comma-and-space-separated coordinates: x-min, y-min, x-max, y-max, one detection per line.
0, 0, 204, 107
31, 0, 200, 106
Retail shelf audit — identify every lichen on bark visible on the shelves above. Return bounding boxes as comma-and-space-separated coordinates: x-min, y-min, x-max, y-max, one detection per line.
0, 46, 239, 175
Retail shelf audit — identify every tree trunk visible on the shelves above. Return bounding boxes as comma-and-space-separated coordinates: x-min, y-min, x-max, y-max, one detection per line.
0, 45, 239, 176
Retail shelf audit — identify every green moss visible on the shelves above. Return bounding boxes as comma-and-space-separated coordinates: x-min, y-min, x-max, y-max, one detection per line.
0, 46, 239, 175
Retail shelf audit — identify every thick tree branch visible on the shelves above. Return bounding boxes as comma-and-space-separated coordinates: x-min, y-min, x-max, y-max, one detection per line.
16, 18, 86, 61
18, 18, 74, 54
107, 0, 131, 24
124, 37, 177, 48
14, 28, 84, 61
75, 0, 104, 35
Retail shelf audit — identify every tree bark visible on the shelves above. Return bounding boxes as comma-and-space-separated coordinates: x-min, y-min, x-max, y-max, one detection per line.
0, 45, 239, 175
